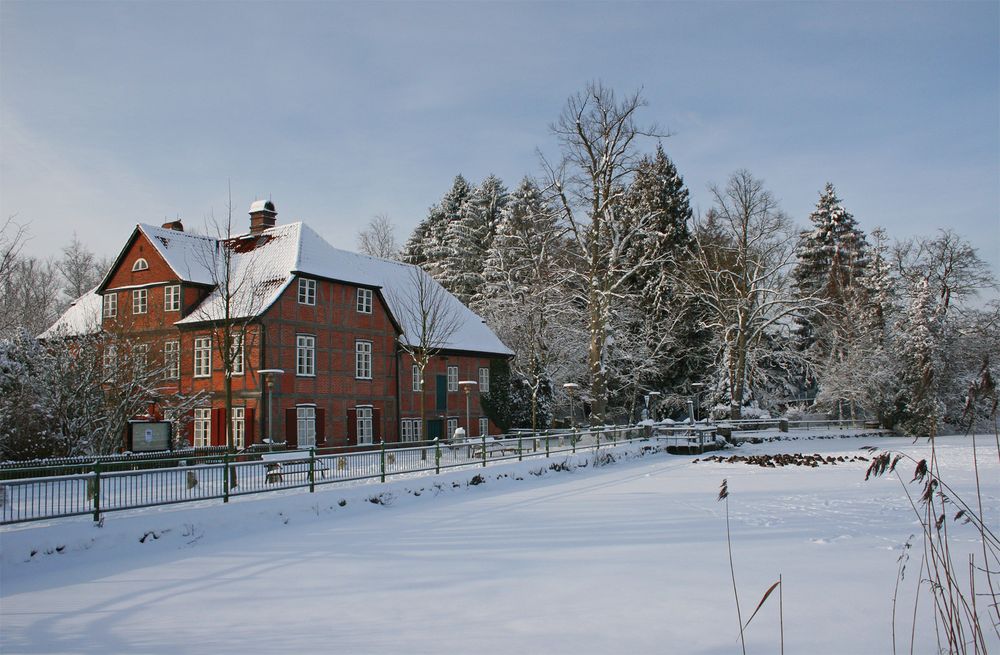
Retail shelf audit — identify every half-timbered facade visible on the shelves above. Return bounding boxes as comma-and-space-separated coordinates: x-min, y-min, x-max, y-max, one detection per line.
44, 201, 512, 449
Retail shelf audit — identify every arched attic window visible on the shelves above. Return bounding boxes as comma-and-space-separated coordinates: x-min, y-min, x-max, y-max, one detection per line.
132, 258, 149, 272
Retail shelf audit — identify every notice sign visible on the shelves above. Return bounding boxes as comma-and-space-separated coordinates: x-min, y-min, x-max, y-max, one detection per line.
130, 421, 172, 452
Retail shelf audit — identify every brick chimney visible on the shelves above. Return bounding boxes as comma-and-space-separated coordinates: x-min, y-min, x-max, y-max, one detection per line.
161, 220, 184, 232
249, 200, 277, 234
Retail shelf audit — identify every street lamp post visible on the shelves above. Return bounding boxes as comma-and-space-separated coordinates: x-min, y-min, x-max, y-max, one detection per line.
563, 383, 580, 428
258, 369, 284, 451
647, 391, 661, 423
458, 380, 478, 439
690, 382, 707, 423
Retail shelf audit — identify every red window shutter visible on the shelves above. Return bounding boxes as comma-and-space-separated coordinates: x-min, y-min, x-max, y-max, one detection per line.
211, 408, 226, 447
373, 407, 382, 443
315, 408, 326, 446
347, 408, 357, 444
285, 408, 298, 448
246, 408, 256, 445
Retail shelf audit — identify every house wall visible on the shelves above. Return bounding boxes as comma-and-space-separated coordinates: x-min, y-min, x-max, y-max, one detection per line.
97, 228, 505, 450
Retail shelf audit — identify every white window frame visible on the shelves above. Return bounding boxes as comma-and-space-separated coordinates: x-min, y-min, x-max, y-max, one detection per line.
136, 343, 150, 370
132, 288, 147, 314
401, 419, 413, 442
164, 284, 181, 312
231, 406, 245, 449
412, 365, 422, 391
298, 278, 316, 306
230, 333, 244, 376
356, 406, 373, 445
355, 340, 372, 380
296, 334, 315, 377
194, 336, 212, 378
356, 288, 373, 314
132, 258, 148, 272
297, 405, 316, 448
447, 366, 458, 392
164, 340, 180, 379
103, 293, 117, 318
193, 408, 211, 448
479, 417, 489, 437
447, 417, 458, 439
479, 366, 490, 393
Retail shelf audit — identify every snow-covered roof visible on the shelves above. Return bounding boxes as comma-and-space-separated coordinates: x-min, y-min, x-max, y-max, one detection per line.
48, 221, 512, 357
39, 287, 103, 339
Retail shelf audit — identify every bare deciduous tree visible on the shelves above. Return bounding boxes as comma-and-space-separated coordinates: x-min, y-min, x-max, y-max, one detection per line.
540, 82, 670, 424
678, 170, 820, 419
357, 214, 400, 260
389, 266, 462, 436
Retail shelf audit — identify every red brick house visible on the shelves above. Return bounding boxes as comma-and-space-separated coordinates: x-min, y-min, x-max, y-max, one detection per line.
43, 201, 512, 450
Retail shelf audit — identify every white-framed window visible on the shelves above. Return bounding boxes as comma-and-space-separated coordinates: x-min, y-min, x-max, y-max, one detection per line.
164, 284, 181, 312
356, 406, 373, 445
447, 366, 458, 392
230, 333, 244, 376
231, 406, 245, 449
297, 405, 316, 448
356, 288, 373, 314
132, 288, 147, 314
447, 417, 458, 439
400, 418, 422, 443
132, 258, 148, 272
164, 340, 180, 379
194, 336, 212, 378
479, 417, 489, 437
298, 278, 316, 306
412, 365, 422, 391
296, 334, 315, 376
136, 343, 150, 370
103, 293, 117, 318
193, 407, 211, 447
355, 340, 372, 379
479, 366, 490, 393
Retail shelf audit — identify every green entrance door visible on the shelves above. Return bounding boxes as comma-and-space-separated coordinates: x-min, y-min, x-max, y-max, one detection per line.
428, 419, 443, 440
436, 375, 448, 411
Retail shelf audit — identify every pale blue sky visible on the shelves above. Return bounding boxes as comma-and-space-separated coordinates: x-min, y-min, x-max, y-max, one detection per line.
2, 1, 997, 280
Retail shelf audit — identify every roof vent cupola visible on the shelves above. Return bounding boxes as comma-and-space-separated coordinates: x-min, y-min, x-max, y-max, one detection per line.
161, 219, 184, 232
249, 199, 277, 234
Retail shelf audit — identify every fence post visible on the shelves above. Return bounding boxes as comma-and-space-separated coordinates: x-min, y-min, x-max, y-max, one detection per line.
434, 438, 440, 474
309, 447, 315, 493
518, 433, 523, 462
595, 429, 600, 452
481, 432, 487, 468
223, 453, 230, 503
545, 432, 550, 458
380, 439, 386, 483
92, 460, 101, 522
572, 427, 577, 453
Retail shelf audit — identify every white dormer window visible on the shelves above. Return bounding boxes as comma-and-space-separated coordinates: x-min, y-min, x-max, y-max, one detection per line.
132, 258, 149, 272
357, 288, 373, 314
298, 278, 316, 306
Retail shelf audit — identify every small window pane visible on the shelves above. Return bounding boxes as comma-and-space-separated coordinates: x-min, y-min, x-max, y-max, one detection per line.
412, 365, 422, 391
231, 407, 245, 449
479, 417, 489, 437
103, 293, 117, 318
132, 288, 147, 314
193, 408, 211, 447
297, 406, 316, 447
357, 406, 373, 445
296, 335, 315, 376
298, 278, 316, 306
164, 341, 180, 379
355, 341, 372, 379
356, 288, 373, 314
194, 337, 212, 377
479, 367, 490, 393
164, 285, 181, 312
447, 366, 458, 392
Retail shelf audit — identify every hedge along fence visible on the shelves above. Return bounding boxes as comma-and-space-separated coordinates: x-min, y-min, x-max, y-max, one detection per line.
0, 425, 647, 525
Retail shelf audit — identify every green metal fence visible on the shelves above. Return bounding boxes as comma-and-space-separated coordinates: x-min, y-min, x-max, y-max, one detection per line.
0, 425, 649, 525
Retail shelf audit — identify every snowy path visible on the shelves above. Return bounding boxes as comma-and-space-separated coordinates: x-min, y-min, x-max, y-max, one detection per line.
2, 435, 997, 654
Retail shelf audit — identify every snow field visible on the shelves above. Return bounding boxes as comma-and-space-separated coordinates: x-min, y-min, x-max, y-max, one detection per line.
1, 434, 997, 654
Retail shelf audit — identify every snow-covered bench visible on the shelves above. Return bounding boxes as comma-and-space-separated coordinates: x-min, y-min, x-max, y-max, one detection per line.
260, 451, 329, 483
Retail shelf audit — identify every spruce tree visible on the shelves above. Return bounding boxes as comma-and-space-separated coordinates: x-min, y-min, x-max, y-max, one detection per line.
791, 184, 870, 402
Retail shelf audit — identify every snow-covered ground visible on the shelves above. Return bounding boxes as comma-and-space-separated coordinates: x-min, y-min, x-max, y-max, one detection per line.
2, 433, 997, 654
